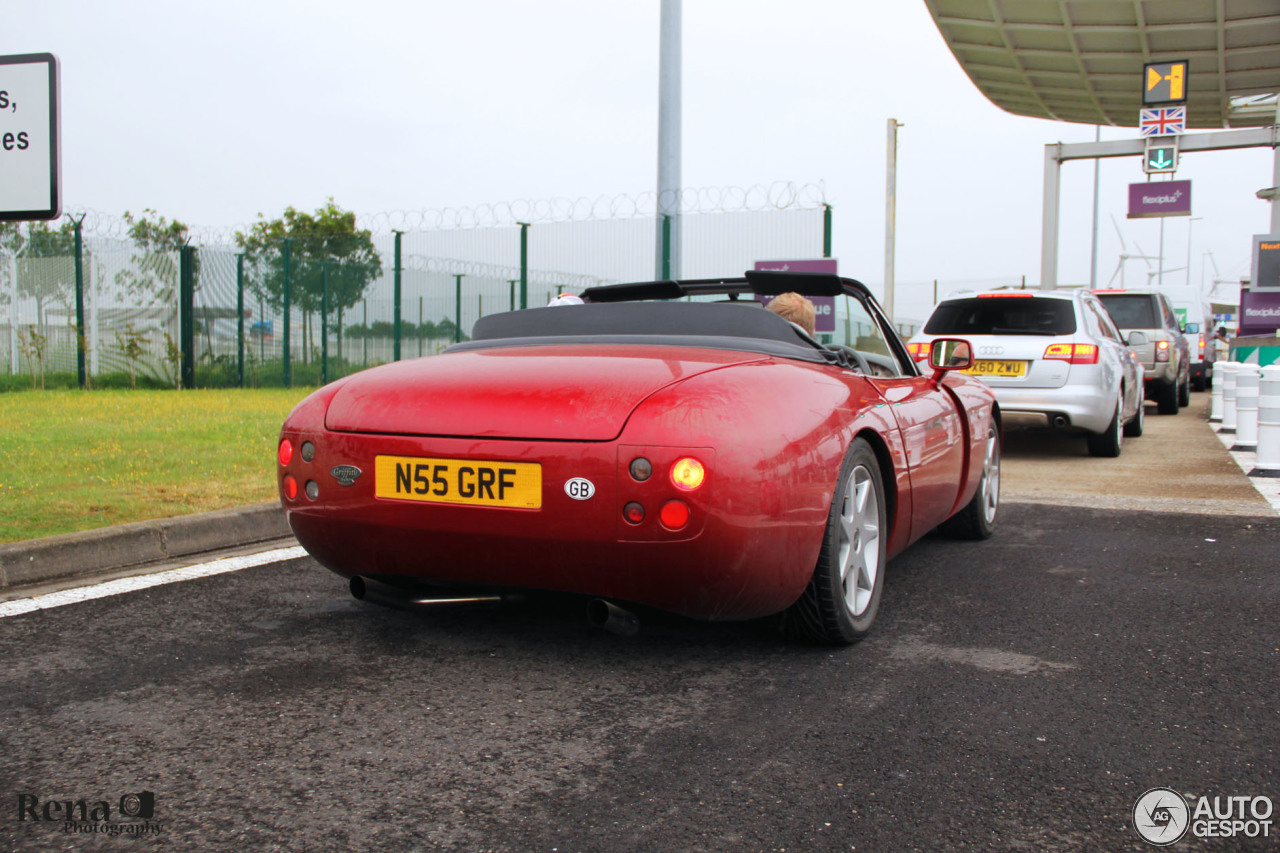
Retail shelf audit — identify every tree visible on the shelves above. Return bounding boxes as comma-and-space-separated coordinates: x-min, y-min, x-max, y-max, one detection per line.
117, 208, 194, 306
2, 220, 79, 336
235, 200, 382, 357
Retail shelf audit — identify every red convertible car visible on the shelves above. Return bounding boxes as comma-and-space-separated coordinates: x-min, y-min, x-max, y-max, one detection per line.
277, 271, 1000, 643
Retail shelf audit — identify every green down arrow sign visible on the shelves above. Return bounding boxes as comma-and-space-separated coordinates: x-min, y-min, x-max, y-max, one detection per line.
1144, 139, 1179, 174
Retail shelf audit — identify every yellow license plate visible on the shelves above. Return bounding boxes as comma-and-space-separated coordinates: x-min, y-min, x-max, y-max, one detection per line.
375, 456, 542, 508
965, 360, 1027, 377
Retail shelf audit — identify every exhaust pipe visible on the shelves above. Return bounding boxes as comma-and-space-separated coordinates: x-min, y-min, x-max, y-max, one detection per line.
587, 599, 640, 636
349, 576, 507, 610
1052, 415, 1068, 429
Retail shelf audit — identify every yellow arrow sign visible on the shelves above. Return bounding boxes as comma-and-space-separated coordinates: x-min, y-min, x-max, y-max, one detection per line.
1144, 61, 1187, 104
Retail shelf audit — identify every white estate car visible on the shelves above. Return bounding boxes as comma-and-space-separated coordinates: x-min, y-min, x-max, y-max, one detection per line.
907, 288, 1145, 457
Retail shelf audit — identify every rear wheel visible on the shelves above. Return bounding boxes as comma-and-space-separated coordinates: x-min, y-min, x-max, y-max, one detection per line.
780, 438, 886, 644
1156, 381, 1179, 415
1123, 394, 1145, 437
1087, 398, 1124, 458
1178, 371, 1191, 407
940, 421, 1000, 540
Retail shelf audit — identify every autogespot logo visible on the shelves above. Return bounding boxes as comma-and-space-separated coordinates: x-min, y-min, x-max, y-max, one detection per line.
1134, 788, 1274, 846
1134, 788, 1190, 845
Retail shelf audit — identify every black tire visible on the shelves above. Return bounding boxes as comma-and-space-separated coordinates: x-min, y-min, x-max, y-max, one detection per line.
1123, 395, 1145, 437
1192, 373, 1207, 392
780, 438, 887, 644
1178, 371, 1191, 407
1156, 381, 1179, 415
1087, 399, 1123, 458
940, 421, 999, 540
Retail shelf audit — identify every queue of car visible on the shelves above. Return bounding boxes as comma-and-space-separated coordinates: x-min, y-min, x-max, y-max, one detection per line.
905, 284, 1209, 458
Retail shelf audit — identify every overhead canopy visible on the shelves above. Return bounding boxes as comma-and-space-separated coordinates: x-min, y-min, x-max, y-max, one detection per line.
924, 0, 1280, 128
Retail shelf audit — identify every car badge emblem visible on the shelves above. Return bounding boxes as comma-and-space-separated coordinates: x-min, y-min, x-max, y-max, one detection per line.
564, 477, 595, 500
330, 465, 362, 486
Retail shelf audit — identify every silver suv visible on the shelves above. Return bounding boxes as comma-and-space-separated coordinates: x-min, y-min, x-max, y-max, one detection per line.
907, 288, 1145, 458
1093, 289, 1191, 415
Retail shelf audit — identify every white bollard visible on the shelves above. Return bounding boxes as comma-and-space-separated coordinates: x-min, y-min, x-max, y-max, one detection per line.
1231, 364, 1260, 451
1221, 362, 1240, 434
1251, 365, 1280, 477
1210, 360, 1226, 422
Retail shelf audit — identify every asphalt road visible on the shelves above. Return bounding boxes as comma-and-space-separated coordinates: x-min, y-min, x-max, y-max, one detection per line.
2, 499, 1277, 852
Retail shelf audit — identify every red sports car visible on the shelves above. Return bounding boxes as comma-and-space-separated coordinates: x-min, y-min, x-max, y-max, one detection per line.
277, 271, 1000, 643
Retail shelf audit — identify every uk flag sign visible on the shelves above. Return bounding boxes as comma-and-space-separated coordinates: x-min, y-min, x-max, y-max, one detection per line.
1139, 107, 1186, 137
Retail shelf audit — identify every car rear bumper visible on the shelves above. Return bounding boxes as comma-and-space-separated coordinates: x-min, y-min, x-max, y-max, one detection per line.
991, 384, 1115, 434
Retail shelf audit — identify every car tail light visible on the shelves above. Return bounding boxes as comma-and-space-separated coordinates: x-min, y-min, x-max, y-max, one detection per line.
283, 474, 298, 500
1043, 343, 1099, 365
623, 502, 645, 524
1155, 340, 1171, 362
660, 500, 691, 530
907, 341, 931, 361
670, 457, 706, 491
1198, 337, 1205, 357
278, 438, 294, 466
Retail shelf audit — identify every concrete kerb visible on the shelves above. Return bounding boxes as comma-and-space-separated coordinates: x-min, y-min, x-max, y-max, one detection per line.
0, 502, 293, 592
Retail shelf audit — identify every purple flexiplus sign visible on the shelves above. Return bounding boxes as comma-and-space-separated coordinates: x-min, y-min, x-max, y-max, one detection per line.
1128, 180, 1192, 218
753, 259, 837, 334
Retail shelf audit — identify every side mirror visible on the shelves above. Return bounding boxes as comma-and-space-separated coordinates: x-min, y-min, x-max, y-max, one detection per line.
1183, 322, 1200, 334
928, 338, 973, 379
1127, 330, 1150, 347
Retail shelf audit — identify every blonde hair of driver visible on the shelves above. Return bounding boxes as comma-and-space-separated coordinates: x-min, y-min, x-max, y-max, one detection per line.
766, 292, 816, 336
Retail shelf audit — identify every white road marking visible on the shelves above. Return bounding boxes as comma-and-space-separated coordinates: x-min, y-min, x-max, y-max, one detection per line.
0, 545, 308, 619
1214, 428, 1280, 515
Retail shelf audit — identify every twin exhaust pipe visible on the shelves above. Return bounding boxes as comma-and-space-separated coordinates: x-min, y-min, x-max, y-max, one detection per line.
350, 576, 640, 636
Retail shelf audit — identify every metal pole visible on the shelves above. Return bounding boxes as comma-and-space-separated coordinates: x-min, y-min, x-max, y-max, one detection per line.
393, 230, 403, 362
1040, 143, 1062, 290
823, 204, 833, 258
1158, 217, 1165, 287
236, 253, 245, 388
507, 279, 517, 312
7, 250, 17, 375
454, 274, 464, 343
321, 262, 329, 386
282, 239, 292, 388
518, 223, 529, 309
883, 119, 901, 318
656, 0, 682, 280
73, 217, 86, 387
1089, 125, 1101, 289
661, 215, 672, 280
180, 245, 195, 389
1186, 217, 1201, 290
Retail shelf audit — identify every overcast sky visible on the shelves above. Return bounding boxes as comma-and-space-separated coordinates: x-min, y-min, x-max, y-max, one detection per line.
3, 0, 1273, 317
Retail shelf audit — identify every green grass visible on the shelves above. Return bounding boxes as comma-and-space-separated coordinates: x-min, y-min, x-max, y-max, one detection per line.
0, 388, 311, 543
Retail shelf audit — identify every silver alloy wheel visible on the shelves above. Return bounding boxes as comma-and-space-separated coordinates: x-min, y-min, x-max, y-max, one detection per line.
979, 426, 1000, 524
839, 464, 881, 617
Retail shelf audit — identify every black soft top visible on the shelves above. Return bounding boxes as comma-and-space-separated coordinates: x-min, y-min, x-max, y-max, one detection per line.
447, 300, 836, 364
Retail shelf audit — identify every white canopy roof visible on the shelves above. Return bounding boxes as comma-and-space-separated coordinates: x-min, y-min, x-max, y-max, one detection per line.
924, 0, 1280, 127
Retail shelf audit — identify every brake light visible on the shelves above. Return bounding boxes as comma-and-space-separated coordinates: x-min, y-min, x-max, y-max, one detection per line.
1155, 340, 1171, 362
282, 474, 298, 500
1043, 343, 1099, 364
660, 500, 691, 530
1198, 337, 1205, 356
907, 341, 931, 361
977, 292, 1033, 298
670, 457, 706, 491
278, 438, 294, 466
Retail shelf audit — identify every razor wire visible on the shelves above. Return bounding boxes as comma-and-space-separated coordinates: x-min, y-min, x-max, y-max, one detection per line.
59, 182, 829, 244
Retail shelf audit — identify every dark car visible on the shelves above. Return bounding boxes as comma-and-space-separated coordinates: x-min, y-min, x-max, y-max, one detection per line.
1094, 289, 1192, 414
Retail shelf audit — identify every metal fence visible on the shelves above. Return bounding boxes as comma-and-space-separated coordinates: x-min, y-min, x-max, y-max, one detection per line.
1, 185, 1016, 390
